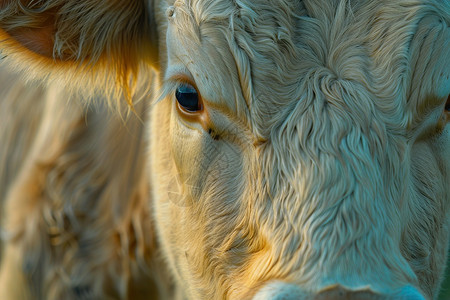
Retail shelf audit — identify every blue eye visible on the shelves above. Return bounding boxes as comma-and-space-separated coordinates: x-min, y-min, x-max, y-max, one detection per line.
175, 83, 201, 112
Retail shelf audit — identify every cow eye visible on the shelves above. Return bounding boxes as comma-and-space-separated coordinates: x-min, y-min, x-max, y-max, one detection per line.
175, 83, 201, 112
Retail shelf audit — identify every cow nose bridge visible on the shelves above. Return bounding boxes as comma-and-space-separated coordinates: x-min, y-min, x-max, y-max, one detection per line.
251, 282, 425, 300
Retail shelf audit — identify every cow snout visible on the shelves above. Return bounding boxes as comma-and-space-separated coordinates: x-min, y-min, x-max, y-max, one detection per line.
251, 282, 425, 300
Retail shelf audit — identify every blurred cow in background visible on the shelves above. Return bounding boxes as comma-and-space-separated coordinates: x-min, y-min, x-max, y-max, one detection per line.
0, 0, 449, 299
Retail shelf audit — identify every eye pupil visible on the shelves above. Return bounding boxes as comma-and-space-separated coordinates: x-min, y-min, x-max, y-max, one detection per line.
176, 84, 200, 112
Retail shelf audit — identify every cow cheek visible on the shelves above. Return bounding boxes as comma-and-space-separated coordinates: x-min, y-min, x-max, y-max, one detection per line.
151, 100, 215, 294
149, 97, 188, 285
402, 127, 450, 297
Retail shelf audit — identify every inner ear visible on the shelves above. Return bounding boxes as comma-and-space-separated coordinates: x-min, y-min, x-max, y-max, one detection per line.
0, 1, 58, 58
7, 18, 55, 57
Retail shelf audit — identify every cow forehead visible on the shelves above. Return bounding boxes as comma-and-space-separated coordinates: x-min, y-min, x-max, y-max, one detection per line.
166, 0, 305, 116
165, 20, 244, 114
166, 0, 417, 137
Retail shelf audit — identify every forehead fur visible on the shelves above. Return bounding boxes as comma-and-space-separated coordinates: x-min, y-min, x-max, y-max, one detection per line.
162, 3, 449, 291
169, 0, 304, 134
168, 0, 448, 138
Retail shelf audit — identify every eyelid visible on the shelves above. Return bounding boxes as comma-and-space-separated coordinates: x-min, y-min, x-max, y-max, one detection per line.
166, 71, 205, 117
170, 74, 198, 90
165, 66, 197, 87
159, 68, 199, 104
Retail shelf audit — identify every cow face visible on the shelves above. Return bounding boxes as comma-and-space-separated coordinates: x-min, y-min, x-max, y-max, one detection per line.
150, 0, 449, 299
0, 0, 448, 299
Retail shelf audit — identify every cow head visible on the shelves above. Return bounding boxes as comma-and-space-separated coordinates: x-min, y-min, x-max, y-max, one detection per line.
0, 0, 449, 299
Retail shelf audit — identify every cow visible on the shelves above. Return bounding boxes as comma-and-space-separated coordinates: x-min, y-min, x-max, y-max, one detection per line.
0, 0, 449, 299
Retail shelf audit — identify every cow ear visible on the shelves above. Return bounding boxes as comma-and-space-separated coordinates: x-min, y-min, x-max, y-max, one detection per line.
0, 0, 159, 105
407, 8, 449, 127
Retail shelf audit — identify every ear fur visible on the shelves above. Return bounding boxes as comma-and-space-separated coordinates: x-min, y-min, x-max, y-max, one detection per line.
406, 2, 449, 126
0, 0, 159, 106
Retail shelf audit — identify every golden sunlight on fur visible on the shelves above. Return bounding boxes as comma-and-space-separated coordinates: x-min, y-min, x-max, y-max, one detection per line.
0, 0, 449, 299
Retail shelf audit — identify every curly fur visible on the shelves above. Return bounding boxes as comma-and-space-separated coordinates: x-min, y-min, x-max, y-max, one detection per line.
152, 0, 449, 298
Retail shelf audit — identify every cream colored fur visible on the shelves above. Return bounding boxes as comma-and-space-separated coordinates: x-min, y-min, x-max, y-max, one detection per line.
0, 65, 172, 299
0, 0, 449, 299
